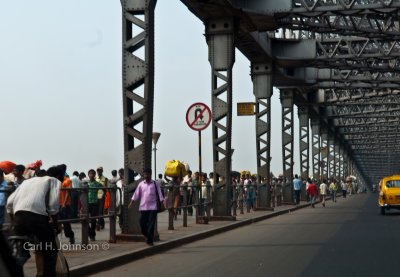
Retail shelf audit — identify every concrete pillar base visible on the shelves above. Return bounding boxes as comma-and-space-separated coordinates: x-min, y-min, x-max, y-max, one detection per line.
116, 233, 160, 242
281, 201, 296, 205
209, 216, 236, 221
196, 216, 209, 224
253, 207, 274, 211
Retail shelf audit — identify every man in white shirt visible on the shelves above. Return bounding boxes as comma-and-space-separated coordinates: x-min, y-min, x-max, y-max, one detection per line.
116, 168, 125, 229
6, 165, 64, 277
70, 171, 80, 219
319, 179, 328, 207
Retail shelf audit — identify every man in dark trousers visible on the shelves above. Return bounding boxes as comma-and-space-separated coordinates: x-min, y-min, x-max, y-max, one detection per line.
7, 165, 64, 277
128, 168, 164, 246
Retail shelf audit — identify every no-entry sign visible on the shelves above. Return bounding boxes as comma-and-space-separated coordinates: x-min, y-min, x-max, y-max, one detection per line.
186, 102, 212, 131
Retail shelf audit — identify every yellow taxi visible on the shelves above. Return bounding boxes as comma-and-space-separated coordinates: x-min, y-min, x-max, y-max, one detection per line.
378, 175, 400, 215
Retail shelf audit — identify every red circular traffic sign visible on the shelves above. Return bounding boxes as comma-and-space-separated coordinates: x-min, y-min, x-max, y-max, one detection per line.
186, 102, 212, 131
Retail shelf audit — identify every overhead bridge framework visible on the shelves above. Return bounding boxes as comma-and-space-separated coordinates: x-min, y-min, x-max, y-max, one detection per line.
120, 0, 400, 234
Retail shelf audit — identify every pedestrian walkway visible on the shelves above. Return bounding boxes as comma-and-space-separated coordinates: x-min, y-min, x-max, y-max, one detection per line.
23, 200, 319, 277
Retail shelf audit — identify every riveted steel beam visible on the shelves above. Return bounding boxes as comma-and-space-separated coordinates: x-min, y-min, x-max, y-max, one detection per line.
252, 63, 273, 183
328, 135, 335, 179
333, 117, 400, 127
280, 89, 295, 204
121, 0, 157, 237
333, 140, 341, 179
320, 125, 329, 180
316, 88, 400, 104
206, 17, 235, 217
339, 125, 400, 135
273, 38, 400, 72
311, 117, 321, 180
298, 106, 310, 180
252, 62, 273, 209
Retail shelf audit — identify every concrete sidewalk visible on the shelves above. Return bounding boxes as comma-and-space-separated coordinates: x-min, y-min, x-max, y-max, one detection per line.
23, 201, 317, 276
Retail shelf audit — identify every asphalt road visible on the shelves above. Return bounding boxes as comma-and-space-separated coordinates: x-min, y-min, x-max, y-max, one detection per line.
89, 193, 399, 277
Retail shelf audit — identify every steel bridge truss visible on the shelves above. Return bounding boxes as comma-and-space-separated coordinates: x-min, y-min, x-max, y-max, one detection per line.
121, 0, 156, 236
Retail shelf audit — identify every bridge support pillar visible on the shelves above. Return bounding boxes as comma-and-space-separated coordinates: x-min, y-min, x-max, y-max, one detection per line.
206, 18, 235, 219
119, 0, 158, 240
252, 63, 273, 210
343, 151, 349, 179
280, 89, 295, 204
334, 142, 340, 180
320, 126, 328, 182
298, 106, 309, 201
311, 118, 321, 181
339, 146, 344, 180
328, 135, 334, 180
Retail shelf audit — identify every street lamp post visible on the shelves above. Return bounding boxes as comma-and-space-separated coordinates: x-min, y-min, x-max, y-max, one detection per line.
152, 132, 161, 180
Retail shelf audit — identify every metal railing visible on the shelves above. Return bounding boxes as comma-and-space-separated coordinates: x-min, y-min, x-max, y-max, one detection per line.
1, 185, 120, 245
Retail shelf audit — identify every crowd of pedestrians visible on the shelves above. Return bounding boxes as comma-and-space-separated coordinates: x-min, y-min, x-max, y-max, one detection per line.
0, 162, 129, 276
0, 163, 127, 241
293, 175, 355, 208
158, 170, 260, 221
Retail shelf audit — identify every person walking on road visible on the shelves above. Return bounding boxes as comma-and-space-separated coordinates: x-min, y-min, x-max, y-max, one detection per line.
95, 166, 108, 231
329, 179, 338, 202
128, 168, 164, 246
319, 179, 328, 207
87, 169, 103, 241
306, 178, 318, 208
70, 171, 80, 219
59, 165, 75, 244
116, 168, 125, 229
341, 179, 348, 198
293, 174, 302, 205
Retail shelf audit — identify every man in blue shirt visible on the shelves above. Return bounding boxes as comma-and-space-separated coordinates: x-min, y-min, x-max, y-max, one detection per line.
293, 174, 302, 205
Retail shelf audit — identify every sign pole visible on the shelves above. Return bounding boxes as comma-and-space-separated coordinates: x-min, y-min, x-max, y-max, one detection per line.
185, 102, 212, 222
198, 130, 203, 216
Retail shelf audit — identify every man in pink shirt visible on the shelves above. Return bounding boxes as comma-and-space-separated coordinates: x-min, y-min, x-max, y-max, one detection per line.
128, 168, 164, 246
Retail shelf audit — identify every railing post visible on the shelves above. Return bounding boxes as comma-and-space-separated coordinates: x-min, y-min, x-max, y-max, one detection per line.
182, 184, 188, 227
239, 183, 244, 214
80, 182, 89, 246
167, 184, 174, 230
271, 180, 276, 208
232, 183, 237, 216
246, 182, 251, 213
206, 183, 211, 221
276, 179, 282, 206
109, 184, 116, 243
194, 183, 200, 223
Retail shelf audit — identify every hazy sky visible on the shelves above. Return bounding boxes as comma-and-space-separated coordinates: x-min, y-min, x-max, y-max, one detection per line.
1, 1, 303, 177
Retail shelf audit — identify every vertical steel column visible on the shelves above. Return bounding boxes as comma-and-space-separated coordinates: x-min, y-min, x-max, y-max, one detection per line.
334, 142, 340, 180
338, 146, 343, 180
327, 136, 334, 180
298, 106, 310, 181
252, 63, 273, 210
280, 89, 295, 204
320, 126, 328, 181
349, 159, 354, 177
206, 18, 235, 218
311, 118, 321, 180
343, 152, 349, 178
120, 0, 156, 238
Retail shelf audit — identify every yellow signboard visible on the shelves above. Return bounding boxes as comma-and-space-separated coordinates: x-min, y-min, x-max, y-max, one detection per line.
237, 102, 255, 116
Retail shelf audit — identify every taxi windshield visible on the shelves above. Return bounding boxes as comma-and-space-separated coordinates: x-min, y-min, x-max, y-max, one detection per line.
385, 180, 400, 188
